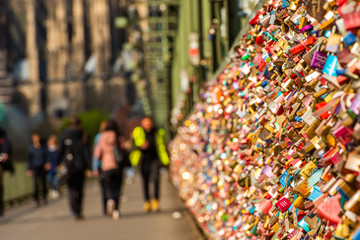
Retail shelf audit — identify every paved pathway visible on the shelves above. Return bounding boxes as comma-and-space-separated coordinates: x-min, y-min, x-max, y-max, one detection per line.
0, 172, 203, 240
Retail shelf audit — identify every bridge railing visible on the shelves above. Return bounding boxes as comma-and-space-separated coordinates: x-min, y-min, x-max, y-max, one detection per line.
3, 162, 33, 207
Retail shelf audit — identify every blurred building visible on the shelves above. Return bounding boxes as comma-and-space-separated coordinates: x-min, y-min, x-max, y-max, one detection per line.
0, 0, 131, 120
0, 0, 27, 112
0, 0, 255, 137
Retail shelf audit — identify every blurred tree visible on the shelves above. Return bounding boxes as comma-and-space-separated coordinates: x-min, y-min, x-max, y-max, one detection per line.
58, 109, 108, 144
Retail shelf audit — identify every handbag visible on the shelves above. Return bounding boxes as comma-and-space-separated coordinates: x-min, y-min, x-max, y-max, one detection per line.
113, 136, 131, 168
56, 163, 68, 184
120, 148, 131, 168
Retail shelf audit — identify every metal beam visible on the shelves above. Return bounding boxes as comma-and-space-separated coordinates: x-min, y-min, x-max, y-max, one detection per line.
143, 31, 177, 37
132, 0, 180, 6
142, 42, 173, 48
143, 47, 164, 51
137, 16, 177, 23
143, 56, 164, 59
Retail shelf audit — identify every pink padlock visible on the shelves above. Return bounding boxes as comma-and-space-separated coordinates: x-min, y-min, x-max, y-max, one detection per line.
287, 228, 300, 238
331, 151, 342, 165
259, 199, 273, 215
333, 125, 353, 146
275, 197, 292, 213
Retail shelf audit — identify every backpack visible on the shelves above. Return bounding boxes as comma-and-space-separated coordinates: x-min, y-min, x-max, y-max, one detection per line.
115, 147, 131, 169
63, 138, 84, 174
113, 137, 131, 169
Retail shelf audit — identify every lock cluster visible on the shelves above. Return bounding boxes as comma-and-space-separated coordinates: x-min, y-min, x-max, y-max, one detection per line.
170, 0, 360, 239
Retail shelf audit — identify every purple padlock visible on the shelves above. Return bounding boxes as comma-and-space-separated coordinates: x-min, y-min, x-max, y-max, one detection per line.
262, 165, 273, 178
349, 93, 360, 115
310, 51, 327, 70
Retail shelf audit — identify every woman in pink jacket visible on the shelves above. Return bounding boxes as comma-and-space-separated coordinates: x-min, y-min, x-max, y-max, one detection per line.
94, 120, 123, 220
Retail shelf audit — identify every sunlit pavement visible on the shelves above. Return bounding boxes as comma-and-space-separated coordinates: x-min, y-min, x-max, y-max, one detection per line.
0, 172, 203, 240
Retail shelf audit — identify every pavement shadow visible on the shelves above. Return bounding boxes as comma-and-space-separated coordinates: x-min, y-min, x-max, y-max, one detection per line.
120, 206, 188, 219
0, 212, 111, 226
0, 215, 72, 225
0, 198, 69, 226
0, 206, 190, 226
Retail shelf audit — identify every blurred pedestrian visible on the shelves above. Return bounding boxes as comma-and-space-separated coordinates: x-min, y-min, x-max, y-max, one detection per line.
92, 120, 107, 215
47, 135, 60, 200
119, 139, 133, 185
0, 127, 14, 217
130, 117, 169, 212
26, 131, 50, 207
57, 117, 90, 220
94, 119, 125, 220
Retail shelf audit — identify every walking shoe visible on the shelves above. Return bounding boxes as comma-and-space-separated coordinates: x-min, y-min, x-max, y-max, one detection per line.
72, 214, 84, 222
49, 190, 54, 199
143, 201, 151, 212
53, 190, 60, 200
107, 199, 115, 216
50, 190, 60, 200
112, 210, 120, 220
151, 199, 160, 212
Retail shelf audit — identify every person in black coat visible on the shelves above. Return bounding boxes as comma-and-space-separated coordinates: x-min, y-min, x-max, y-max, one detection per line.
26, 131, 50, 207
57, 117, 90, 220
0, 127, 14, 217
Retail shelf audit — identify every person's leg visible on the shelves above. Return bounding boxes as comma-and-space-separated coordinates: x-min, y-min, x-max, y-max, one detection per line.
47, 173, 53, 190
153, 162, 161, 201
125, 167, 135, 184
0, 166, 4, 216
52, 174, 60, 199
141, 168, 151, 212
118, 169, 124, 205
33, 168, 40, 204
74, 173, 85, 217
67, 175, 77, 216
53, 175, 60, 191
150, 161, 161, 212
141, 171, 150, 202
103, 170, 113, 201
47, 174, 53, 198
41, 169, 48, 203
99, 176, 107, 215
113, 169, 122, 220
112, 169, 122, 210
49, 174, 60, 199
104, 169, 119, 216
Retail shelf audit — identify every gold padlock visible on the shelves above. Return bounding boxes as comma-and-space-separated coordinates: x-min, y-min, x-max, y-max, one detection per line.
292, 195, 305, 210
299, 160, 317, 179
289, 2, 297, 11
293, 178, 311, 198
313, 88, 328, 98
305, 118, 321, 139
334, 216, 351, 239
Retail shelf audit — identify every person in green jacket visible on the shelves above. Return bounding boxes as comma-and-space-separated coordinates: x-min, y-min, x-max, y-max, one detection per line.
130, 117, 169, 212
